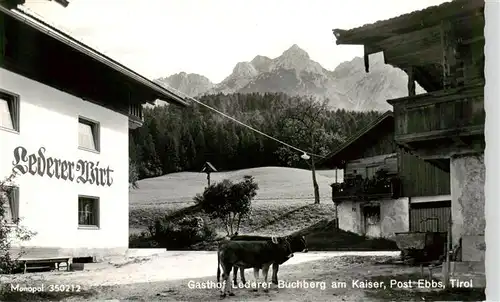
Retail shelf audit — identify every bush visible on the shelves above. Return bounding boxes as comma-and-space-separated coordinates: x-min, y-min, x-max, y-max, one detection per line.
133, 216, 216, 250
0, 173, 36, 274
129, 232, 160, 248
194, 175, 258, 236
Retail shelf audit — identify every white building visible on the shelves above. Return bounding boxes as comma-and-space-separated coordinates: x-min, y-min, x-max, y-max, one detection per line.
0, 5, 187, 259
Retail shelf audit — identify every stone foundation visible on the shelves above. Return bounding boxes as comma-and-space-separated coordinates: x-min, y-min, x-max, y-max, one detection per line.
447, 153, 485, 287
450, 154, 485, 248
336, 197, 409, 238
461, 235, 485, 262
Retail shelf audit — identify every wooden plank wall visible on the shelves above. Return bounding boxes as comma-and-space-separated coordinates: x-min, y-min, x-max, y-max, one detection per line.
462, 39, 484, 86
398, 148, 450, 197
359, 130, 396, 158
393, 85, 484, 137
345, 153, 397, 179
458, 13, 485, 87
343, 125, 398, 179
409, 201, 451, 232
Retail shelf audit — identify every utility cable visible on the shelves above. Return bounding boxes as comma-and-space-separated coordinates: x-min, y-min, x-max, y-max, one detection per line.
156, 83, 326, 159
19, 4, 325, 159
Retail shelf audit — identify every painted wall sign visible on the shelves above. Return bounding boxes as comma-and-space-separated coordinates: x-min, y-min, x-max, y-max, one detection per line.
11, 146, 114, 187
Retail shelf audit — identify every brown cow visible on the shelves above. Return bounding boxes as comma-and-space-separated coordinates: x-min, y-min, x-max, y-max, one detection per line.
217, 234, 307, 298
229, 234, 296, 285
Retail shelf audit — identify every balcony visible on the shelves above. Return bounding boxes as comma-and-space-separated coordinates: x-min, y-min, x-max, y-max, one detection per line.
331, 170, 402, 201
129, 104, 144, 129
387, 84, 485, 160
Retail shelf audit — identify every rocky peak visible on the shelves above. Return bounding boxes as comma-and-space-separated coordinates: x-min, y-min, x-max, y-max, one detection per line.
156, 45, 417, 111
231, 62, 258, 79
250, 55, 272, 73
282, 44, 310, 60
157, 72, 214, 97
271, 44, 325, 75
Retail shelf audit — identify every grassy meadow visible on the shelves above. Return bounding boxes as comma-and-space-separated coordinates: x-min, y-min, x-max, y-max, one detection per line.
129, 167, 343, 236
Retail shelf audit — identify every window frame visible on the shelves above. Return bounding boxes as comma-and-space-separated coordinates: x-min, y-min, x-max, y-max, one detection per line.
77, 116, 100, 153
77, 195, 100, 230
365, 165, 378, 179
1, 185, 20, 226
0, 89, 20, 134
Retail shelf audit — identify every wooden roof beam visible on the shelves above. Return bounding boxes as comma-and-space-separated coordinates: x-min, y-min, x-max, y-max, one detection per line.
385, 46, 442, 66
460, 36, 485, 45
333, 29, 397, 45
0, 0, 24, 9
411, 66, 441, 92
373, 25, 441, 51
1, 0, 69, 8
333, 0, 484, 46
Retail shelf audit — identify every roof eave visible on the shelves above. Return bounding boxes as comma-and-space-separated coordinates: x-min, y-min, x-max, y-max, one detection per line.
3, 6, 189, 108
317, 110, 394, 167
332, 29, 365, 46
332, 0, 484, 46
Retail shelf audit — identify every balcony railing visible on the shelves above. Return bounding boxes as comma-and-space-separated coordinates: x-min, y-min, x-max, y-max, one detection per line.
129, 104, 144, 129
331, 172, 401, 201
388, 84, 484, 144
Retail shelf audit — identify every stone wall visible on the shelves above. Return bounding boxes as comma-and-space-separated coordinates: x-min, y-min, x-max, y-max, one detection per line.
337, 200, 362, 235
380, 198, 410, 239
450, 154, 485, 247
336, 197, 409, 239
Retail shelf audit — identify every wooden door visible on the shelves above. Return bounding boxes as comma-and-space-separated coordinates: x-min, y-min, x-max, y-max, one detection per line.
364, 205, 381, 238
409, 200, 451, 232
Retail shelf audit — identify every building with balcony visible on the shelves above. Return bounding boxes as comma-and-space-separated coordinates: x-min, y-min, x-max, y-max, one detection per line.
0, 4, 188, 261
332, 0, 485, 286
319, 111, 451, 239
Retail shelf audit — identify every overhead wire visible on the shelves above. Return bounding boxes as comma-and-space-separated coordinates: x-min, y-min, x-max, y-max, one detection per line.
155, 84, 327, 159
20, 3, 326, 159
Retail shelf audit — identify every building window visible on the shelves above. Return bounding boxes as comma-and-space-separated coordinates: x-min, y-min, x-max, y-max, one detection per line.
78, 196, 99, 228
366, 166, 377, 179
0, 90, 20, 132
78, 117, 100, 152
1, 186, 19, 224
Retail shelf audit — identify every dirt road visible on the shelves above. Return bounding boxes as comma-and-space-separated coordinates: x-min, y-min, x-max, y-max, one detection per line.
2, 251, 398, 287
0, 251, 485, 301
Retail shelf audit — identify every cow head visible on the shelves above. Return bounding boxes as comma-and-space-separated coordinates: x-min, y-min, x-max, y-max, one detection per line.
274, 235, 308, 256
290, 235, 308, 253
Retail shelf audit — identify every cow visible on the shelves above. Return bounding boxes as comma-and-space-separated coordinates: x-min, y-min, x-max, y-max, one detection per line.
228, 234, 295, 286
217, 234, 307, 298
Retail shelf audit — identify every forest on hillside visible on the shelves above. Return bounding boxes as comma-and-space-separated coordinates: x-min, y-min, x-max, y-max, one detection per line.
129, 92, 383, 180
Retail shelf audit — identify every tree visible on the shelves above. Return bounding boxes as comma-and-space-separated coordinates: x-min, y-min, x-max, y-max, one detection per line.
276, 96, 337, 204
161, 134, 181, 173
129, 158, 139, 189
0, 172, 36, 273
137, 133, 163, 178
180, 127, 197, 170
227, 124, 240, 165
193, 131, 205, 166
194, 176, 258, 236
129, 132, 138, 163
129, 92, 382, 180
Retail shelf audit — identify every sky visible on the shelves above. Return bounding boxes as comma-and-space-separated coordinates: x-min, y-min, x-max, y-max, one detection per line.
24, 0, 449, 83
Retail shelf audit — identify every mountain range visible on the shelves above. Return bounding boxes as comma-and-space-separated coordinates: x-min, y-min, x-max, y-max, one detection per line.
155, 44, 424, 111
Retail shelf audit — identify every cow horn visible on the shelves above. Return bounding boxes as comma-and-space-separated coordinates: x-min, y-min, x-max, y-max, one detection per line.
271, 236, 278, 244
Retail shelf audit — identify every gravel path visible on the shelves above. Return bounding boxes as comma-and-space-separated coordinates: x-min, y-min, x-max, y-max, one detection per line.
2, 250, 400, 288
1, 250, 413, 301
